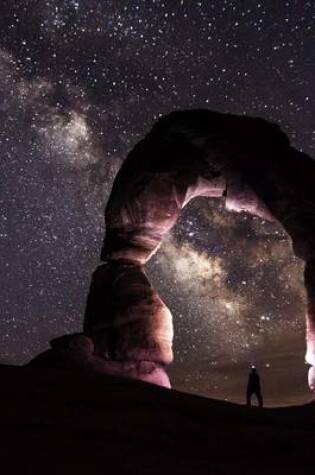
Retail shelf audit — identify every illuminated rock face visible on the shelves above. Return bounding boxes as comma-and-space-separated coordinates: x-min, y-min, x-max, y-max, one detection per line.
82, 110, 315, 391
32, 109, 315, 391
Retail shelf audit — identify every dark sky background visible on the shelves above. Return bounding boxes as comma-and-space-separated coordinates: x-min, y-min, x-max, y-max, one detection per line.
0, 0, 314, 406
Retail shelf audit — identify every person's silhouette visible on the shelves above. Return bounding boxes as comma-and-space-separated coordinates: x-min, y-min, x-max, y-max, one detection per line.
246, 366, 263, 407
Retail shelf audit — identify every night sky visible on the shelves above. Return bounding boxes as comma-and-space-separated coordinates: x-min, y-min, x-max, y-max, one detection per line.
1, 1, 314, 406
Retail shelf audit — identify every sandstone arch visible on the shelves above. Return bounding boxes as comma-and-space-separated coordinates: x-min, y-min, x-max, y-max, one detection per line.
34, 110, 315, 392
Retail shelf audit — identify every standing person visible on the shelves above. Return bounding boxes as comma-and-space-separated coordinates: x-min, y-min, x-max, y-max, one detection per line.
246, 366, 263, 407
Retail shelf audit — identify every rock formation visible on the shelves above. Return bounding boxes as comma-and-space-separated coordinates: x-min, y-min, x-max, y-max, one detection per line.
30, 109, 315, 393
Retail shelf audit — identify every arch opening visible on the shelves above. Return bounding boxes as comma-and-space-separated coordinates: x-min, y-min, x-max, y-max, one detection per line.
149, 196, 307, 404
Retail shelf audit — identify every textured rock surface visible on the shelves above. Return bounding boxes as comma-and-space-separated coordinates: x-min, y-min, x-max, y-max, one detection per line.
31, 109, 315, 392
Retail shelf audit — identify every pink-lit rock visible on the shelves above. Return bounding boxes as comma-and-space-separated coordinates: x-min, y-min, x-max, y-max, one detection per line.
84, 261, 173, 365
308, 366, 315, 392
30, 109, 315, 393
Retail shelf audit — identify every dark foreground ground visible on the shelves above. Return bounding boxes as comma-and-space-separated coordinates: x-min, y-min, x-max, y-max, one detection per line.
0, 365, 314, 474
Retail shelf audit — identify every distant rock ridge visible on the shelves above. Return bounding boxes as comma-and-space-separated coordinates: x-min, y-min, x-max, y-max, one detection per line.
29, 109, 315, 393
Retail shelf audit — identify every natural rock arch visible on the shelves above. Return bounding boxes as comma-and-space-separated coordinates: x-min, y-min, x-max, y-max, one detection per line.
32, 110, 315, 393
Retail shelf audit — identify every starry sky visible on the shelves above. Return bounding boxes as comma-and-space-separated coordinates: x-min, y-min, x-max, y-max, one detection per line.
0, 0, 314, 406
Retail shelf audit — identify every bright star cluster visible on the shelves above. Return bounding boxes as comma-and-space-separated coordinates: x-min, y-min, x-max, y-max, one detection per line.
0, 1, 314, 406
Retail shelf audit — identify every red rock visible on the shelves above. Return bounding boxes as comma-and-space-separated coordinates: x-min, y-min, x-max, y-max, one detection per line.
31, 109, 315, 392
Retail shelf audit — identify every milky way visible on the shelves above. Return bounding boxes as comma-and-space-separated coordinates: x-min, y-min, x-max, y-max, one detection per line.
0, 1, 314, 406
